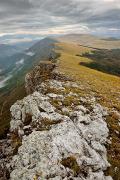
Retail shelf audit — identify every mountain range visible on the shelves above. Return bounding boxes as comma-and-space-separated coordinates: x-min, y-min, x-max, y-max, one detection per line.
0, 38, 58, 91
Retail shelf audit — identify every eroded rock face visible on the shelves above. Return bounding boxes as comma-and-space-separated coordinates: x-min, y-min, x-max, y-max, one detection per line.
25, 62, 70, 94
25, 62, 56, 94
9, 69, 112, 180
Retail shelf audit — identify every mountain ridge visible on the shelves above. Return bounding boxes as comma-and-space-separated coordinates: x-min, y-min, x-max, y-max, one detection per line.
57, 34, 120, 49
0, 36, 120, 179
0, 61, 112, 180
0, 37, 59, 138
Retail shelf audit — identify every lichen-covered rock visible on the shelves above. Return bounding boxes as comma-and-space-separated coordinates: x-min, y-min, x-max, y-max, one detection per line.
4, 62, 112, 179
10, 118, 109, 180
9, 77, 111, 179
25, 62, 56, 94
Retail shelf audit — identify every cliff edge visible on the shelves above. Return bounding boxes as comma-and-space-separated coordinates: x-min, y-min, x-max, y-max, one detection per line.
1, 62, 112, 180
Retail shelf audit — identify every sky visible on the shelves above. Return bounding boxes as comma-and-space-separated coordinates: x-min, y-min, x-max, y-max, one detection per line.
0, 0, 120, 42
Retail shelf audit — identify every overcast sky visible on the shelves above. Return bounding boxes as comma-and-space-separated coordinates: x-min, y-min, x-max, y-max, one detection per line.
0, 0, 120, 39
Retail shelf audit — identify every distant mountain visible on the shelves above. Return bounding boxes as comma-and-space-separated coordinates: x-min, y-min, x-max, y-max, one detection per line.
102, 37, 120, 41
11, 40, 39, 51
0, 34, 43, 44
58, 34, 120, 49
0, 37, 59, 137
0, 37, 58, 91
0, 44, 21, 59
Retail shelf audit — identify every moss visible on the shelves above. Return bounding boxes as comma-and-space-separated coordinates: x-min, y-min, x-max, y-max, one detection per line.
61, 156, 81, 176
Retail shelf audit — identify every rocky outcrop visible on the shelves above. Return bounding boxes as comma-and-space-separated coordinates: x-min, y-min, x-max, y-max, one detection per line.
25, 61, 56, 94
25, 61, 70, 94
1, 62, 112, 180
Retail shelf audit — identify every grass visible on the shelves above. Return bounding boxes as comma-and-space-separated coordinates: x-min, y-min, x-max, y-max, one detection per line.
63, 96, 80, 107
61, 156, 81, 176
80, 49, 120, 76
55, 41, 120, 179
56, 42, 120, 110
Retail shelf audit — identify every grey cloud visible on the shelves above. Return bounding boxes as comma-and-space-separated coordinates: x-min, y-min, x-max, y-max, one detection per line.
0, 0, 120, 36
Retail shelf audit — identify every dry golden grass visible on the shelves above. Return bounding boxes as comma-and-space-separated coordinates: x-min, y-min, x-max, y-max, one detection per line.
56, 42, 120, 110
55, 41, 120, 179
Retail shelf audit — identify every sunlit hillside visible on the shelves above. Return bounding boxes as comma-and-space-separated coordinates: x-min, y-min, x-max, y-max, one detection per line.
55, 41, 120, 179
58, 34, 120, 49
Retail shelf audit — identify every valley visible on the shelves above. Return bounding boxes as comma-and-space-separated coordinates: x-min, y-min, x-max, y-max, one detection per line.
0, 37, 59, 138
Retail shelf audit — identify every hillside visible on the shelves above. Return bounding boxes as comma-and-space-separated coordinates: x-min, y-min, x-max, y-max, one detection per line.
0, 38, 57, 82
58, 34, 120, 49
54, 41, 120, 179
79, 49, 120, 76
0, 37, 59, 91
0, 37, 59, 138
0, 44, 21, 59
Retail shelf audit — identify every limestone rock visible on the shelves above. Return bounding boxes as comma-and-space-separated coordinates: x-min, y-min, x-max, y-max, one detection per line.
6, 63, 112, 179
9, 79, 111, 179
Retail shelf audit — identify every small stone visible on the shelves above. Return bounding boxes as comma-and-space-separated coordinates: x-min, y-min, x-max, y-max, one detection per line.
75, 105, 87, 113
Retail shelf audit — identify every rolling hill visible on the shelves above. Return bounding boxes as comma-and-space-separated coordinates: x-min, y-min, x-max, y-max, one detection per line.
58, 34, 120, 49
54, 40, 120, 179
79, 48, 120, 76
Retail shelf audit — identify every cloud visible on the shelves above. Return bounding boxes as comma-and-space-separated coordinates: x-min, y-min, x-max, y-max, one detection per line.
0, 0, 119, 37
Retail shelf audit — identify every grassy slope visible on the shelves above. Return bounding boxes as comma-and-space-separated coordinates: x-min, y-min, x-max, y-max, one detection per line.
58, 34, 120, 49
56, 41, 120, 179
0, 84, 26, 138
80, 49, 120, 76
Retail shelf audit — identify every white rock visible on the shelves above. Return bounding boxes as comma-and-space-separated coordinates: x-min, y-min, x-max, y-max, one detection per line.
9, 79, 112, 180
39, 101, 56, 113
62, 107, 70, 115
75, 105, 87, 113
47, 93, 64, 101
